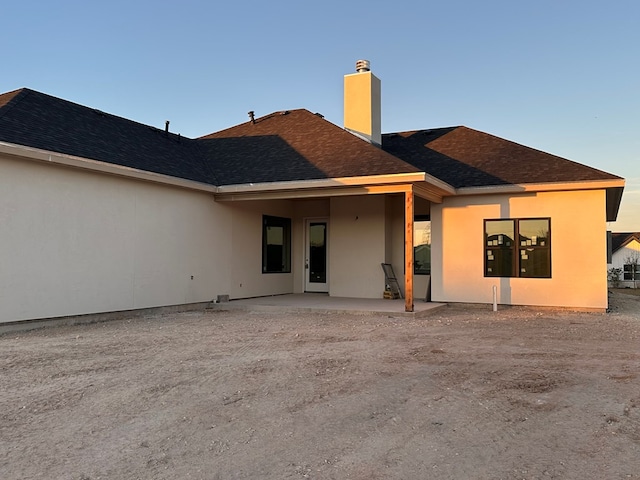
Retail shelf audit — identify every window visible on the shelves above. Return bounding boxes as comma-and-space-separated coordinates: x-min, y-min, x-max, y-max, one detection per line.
262, 215, 291, 273
485, 218, 550, 278
414, 217, 431, 275
623, 264, 638, 281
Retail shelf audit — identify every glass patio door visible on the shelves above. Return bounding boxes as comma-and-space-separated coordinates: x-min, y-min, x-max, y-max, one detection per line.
305, 219, 328, 292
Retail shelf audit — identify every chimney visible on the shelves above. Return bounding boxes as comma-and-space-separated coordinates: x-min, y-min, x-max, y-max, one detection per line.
344, 59, 381, 146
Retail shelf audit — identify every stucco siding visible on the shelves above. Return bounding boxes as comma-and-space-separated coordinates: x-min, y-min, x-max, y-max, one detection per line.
431, 190, 608, 310
228, 199, 295, 299
388, 195, 406, 296
1, 149, 613, 321
329, 195, 386, 298
0, 155, 238, 323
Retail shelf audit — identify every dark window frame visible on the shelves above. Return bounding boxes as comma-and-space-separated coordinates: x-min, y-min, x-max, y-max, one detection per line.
484, 218, 551, 279
262, 215, 291, 274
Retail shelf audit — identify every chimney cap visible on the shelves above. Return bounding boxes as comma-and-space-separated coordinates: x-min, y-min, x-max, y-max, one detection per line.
355, 59, 370, 73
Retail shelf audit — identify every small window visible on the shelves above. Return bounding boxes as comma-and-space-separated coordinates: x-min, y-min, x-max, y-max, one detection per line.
485, 218, 550, 278
414, 218, 431, 275
262, 215, 291, 273
623, 264, 638, 281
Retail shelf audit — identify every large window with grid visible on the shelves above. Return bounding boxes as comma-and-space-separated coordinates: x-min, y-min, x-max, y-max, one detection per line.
484, 218, 551, 278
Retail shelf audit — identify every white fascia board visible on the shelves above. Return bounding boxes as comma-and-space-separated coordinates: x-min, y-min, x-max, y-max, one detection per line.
423, 173, 457, 195
0, 141, 217, 193
215, 172, 430, 194
455, 179, 625, 196
214, 172, 456, 202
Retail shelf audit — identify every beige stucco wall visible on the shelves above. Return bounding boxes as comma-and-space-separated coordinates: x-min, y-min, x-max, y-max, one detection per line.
290, 194, 429, 300
0, 155, 298, 323
329, 195, 386, 297
228, 199, 294, 299
6, 149, 606, 320
387, 195, 404, 291
431, 189, 609, 310
324, 193, 431, 301
0, 155, 235, 322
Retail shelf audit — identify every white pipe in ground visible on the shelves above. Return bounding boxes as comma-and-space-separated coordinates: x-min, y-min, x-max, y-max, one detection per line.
492, 285, 498, 312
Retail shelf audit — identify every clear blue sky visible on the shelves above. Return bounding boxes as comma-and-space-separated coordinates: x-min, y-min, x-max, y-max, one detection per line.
2, 0, 638, 230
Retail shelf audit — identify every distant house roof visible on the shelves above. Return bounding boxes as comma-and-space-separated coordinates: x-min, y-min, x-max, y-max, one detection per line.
0, 87, 625, 214
611, 232, 640, 254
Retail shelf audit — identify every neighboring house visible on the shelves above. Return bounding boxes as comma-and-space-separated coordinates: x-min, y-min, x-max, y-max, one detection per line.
0, 61, 625, 323
608, 233, 640, 288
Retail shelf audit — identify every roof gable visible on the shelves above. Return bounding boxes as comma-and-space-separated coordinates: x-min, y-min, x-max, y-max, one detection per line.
611, 232, 640, 253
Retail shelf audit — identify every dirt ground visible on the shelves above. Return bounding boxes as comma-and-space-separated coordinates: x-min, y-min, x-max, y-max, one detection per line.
1, 291, 639, 480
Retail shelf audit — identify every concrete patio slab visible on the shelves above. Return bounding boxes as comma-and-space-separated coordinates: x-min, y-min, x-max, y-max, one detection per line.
208, 293, 446, 317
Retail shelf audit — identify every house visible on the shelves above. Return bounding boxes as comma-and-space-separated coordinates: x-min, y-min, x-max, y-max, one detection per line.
0, 61, 625, 323
608, 232, 640, 288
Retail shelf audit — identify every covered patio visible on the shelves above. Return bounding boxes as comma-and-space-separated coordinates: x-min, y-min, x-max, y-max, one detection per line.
208, 293, 446, 318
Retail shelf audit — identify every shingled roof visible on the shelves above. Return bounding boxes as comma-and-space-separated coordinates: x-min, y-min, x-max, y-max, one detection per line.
382, 127, 623, 189
611, 232, 640, 254
0, 88, 216, 185
0, 88, 624, 200
198, 109, 420, 185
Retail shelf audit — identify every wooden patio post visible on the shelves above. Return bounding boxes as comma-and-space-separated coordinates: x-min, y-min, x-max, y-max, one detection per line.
405, 188, 414, 312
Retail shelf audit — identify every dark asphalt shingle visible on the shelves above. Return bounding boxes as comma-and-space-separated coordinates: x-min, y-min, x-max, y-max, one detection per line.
0, 88, 623, 191
0, 88, 217, 185
198, 109, 420, 185
382, 127, 622, 189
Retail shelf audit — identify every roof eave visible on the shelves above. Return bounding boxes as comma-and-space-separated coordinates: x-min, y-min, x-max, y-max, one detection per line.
214, 172, 456, 203
606, 185, 625, 222
0, 141, 218, 193
455, 179, 626, 222
455, 179, 625, 196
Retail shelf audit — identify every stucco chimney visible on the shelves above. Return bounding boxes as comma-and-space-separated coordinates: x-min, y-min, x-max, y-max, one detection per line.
344, 60, 381, 146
